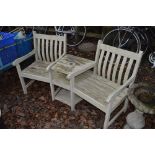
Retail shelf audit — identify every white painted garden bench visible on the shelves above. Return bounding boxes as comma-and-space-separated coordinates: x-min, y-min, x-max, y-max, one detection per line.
13, 31, 143, 129
48, 40, 143, 128
13, 31, 67, 94
72, 41, 143, 128
48, 41, 143, 128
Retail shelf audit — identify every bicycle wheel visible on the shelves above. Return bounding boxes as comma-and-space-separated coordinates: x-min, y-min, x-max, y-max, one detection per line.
55, 26, 86, 47
103, 28, 141, 53
149, 52, 155, 64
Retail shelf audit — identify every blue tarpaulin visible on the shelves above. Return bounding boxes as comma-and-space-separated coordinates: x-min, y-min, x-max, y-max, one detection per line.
0, 32, 33, 71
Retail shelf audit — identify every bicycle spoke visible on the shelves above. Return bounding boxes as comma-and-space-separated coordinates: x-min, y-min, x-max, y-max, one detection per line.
117, 29, 121, 47
119, 31, 128, 47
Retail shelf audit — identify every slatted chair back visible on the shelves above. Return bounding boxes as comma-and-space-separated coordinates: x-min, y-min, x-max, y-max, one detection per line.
94, 40, 143, 85
33, 31, 67, 62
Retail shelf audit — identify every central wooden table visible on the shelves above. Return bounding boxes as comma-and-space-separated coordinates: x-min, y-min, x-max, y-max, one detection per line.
51, 54, 95, 110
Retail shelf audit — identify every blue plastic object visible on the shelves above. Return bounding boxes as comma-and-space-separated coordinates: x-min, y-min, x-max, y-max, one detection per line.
0, 32, 33, 71
0, 32, 17, 71
15, 33, 33, 58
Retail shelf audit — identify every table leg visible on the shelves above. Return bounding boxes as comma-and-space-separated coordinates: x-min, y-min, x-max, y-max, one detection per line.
49, 71, 55, 101
70, 78, 75, 111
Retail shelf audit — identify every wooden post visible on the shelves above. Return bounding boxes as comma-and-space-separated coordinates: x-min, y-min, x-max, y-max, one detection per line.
16, 64, 27, 94
49, 70, 55, 101
70, 77, 75, 111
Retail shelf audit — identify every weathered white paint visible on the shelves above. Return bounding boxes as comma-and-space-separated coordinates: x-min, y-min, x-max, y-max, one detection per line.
73, 42, 143, 128
49, 54, 95, 110
13, 31, 67, 94
14, 36, 143, 129
55, 88, 82, 107
48, 41, 142, 128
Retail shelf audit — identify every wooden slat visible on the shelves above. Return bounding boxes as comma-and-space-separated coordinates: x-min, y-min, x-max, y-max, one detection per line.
42, 39, 46, 61
118, 57, 127, 85
112, 55, 121, 82
54, 40, 58, 60
107, 52, 115, 80
35, 33, 65, 41
37, 38, 42, 60
63, 34, 67, 55
59, 41, 62, 58
33, 33, 66, 63
62, 41, 64, 55
74, 70, 125, 112
97, 49, 105, 76
102, 51, 110, 78
33, 31, 37, 60
94, 40, 102, 74
123, 59, 134, 83
50, 39, 53, 62
34, 38, 38, 60
46, 39, 50, 62
100, 44, 140, 60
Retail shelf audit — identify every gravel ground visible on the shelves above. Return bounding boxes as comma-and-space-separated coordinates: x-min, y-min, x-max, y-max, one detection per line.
0, 40, 155, 129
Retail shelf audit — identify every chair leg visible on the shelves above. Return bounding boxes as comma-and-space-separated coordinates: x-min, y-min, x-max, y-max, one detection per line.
123, 98, 129, 113
49, 71, 55, 101
19, 76, 27, 94
70, 91, 75, 111
103, 98, 129, 129
16, 64, 27, 94
103, 111, 111, 129
70, 78, 75, 111
50, 83, 55, 101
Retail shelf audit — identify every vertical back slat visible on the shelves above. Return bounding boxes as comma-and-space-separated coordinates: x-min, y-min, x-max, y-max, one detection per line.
102, 51, 110, 78
37, 38, 42, 60
123, 59, 134, 83
35, 38, 38, 60
50, 39, 53, 62
42, 39, 46, 61
46, 39, 50, 62
107, 53, 115, 80
59, 41, 62, 58
97, 49, 105, 76
94, 40, 102, 75
54, 40, 58, 60
33, 31, 38, 60
64, 34, 67, 55
118, 57, 127, 84
112, 55, 121, 82
93, 42, 142, 86
33, 33, 66, 63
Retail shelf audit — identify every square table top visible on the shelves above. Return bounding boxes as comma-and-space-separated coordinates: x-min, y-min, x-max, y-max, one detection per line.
52, 54, 95, 75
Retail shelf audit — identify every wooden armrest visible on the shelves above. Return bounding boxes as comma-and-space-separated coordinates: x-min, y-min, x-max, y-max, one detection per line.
67, 62, 96, 79
46, 62, 57, 71
46, 54, 65, 71
106, 75, 136, 103
12, 50, 35, 66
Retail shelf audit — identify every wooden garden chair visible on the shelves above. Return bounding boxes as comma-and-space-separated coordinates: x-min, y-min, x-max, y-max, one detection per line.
69, 41, 143, 128
13, 31, 66, 94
